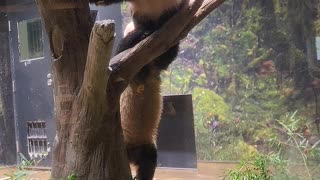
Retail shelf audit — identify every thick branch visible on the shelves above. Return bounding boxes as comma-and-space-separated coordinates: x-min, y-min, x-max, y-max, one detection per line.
69, 21, 115, 162
81, 20, 115, 102
182, 0, 226, 36
67, 20, 132, 180
109, 0, 226, 83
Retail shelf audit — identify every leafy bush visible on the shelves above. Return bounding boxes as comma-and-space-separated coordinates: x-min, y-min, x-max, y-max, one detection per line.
224, 153, 290, 180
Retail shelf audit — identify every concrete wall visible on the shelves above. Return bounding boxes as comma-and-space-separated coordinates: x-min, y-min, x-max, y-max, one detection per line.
0, 9, 17, 165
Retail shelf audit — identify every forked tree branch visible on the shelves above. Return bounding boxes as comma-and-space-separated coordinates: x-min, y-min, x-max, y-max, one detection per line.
109, 0, 226, 83
80, 20, 115, 102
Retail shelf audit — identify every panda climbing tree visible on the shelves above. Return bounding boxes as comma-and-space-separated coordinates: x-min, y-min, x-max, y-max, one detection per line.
35, 0, 225, 179
90, 0, 186, 179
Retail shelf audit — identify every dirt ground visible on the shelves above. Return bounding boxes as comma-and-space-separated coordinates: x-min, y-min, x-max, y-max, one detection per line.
0, 162, 236, 180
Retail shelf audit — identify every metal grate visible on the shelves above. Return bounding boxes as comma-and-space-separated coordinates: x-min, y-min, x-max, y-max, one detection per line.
18, 18, 44, 62
27, 121, 49, 158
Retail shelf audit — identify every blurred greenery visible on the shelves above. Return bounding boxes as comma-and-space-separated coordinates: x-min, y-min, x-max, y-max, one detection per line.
224, 153, 289, 180
121, 0, 320, 178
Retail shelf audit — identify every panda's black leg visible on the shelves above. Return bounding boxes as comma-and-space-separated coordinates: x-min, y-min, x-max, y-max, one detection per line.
127, 143, 157, 180
153, 44, 179, 70
116, 29, 151, 54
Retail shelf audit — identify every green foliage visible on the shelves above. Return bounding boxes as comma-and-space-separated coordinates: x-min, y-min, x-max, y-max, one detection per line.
161, 65, 195, 94
192, 87, 233, 160
160, 0, 320, 178
270, 112, 320, 179
224, 153, 290, 180
193, 87, 229, 122
4, 153, 45, 180
226, 154, 271, 180
215, 140, 258, 161
248, 49, 274, 69
68, 174, 77, 180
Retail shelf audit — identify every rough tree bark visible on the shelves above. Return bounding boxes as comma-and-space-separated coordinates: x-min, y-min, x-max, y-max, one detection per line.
35, 0, 225, 179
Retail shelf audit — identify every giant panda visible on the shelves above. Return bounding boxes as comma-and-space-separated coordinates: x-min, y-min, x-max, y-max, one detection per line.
90, 0, 184, 179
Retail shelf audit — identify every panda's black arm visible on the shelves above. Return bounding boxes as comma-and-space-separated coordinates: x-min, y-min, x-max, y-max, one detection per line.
116, 29, 148, 54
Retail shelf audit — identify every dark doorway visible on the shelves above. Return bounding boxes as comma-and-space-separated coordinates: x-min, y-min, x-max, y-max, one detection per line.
157, 95, 197, 169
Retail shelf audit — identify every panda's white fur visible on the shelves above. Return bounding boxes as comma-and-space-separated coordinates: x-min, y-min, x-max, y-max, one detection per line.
124, 0, 182, 37
124, 21, 135, 37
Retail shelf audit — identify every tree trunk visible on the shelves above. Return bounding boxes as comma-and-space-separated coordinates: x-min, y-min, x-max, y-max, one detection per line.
35, 1, 131, 179
0, 10, 17, 165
